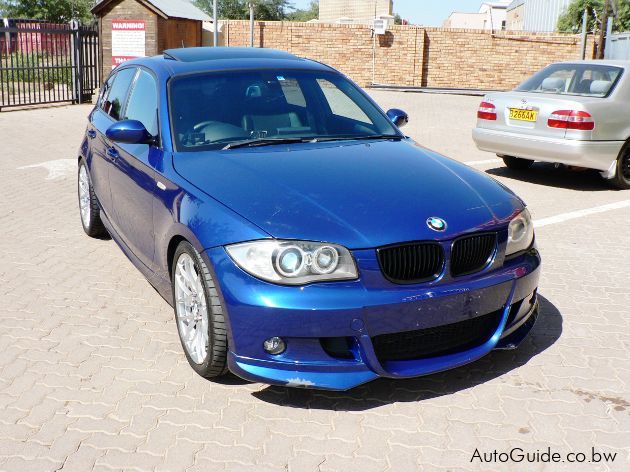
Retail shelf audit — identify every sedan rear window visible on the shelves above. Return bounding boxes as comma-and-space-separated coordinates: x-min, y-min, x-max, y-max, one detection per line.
515, 63, 623, 97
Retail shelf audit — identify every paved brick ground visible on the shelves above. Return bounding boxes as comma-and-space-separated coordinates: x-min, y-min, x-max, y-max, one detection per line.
0, 93, 629, 471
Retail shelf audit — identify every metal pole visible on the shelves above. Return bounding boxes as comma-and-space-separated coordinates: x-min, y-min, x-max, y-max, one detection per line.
372, 0, 376, 83
70, 19, 82, 104
580, 8, 588, 59
597, 0, 609, 59
2, 18, 9, 56
249, 3, 255, 47
372, 31, 375, 85
605, 16, 613, 59
213, 0, 218, 47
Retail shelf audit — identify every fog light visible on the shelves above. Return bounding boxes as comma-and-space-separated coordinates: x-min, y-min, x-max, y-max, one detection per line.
263, 337, 286, 355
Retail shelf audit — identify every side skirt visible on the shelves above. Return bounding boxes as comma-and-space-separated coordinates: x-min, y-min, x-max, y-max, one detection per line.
100, 210, 173, 306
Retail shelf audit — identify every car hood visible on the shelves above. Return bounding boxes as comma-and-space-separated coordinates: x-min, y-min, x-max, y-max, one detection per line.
173, 139, 523, 249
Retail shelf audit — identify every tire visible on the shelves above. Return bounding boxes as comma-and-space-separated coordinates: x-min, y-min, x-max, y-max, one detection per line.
78, 159, 107, 238
501, 155, 534, 170
610, 144, 630, 190
171, 241, 228, 378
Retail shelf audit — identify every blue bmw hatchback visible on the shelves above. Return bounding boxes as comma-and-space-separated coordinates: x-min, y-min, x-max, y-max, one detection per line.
78, 47, 540, 390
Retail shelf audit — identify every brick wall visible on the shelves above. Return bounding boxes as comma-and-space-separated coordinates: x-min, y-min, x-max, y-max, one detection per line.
219, 21, 596, 90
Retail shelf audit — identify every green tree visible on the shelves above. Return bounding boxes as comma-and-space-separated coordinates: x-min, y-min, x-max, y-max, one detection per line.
557, 0, 630, 33
0, 0, 94, 23
614, 0, 630, 31
194, 0, 293, 21
287, 0, 317, 22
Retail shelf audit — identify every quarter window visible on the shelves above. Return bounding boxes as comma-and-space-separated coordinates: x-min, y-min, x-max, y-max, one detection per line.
123, 70, 159, 137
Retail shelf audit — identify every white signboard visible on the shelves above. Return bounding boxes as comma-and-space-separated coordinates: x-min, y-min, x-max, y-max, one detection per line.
111, 20, 145, 68
373, 18, 387, 35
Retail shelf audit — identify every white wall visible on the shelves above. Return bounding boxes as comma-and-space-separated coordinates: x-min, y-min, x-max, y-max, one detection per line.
479, 4, 508, 30
523, 0, 571, 32
444, 12, 487, 29
445, 4, 508, 30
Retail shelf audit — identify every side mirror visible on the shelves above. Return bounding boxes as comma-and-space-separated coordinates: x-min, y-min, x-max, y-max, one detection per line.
106, 120, 155, 145
386, 108, 409, 128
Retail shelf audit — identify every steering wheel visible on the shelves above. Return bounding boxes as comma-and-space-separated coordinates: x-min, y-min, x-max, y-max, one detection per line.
192, 121, 250, 143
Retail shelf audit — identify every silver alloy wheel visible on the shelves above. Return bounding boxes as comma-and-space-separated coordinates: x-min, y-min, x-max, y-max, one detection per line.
174, 253, 209, 364
78, 164, 91, 227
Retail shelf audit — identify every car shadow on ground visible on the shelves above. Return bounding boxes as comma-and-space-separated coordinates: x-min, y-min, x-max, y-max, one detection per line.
486, 163, 613, 191
249, 294, 562, 411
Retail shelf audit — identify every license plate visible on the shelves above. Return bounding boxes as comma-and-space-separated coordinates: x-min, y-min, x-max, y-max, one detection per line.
509, 108, 537, 122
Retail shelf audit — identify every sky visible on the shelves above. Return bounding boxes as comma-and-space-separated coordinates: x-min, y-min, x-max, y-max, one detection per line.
290, 0, 485, 26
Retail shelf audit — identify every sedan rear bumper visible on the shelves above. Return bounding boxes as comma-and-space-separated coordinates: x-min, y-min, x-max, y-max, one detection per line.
472, 127, 623, 172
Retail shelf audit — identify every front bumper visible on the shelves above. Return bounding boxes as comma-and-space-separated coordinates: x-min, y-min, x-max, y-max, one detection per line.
204, 245, 541, 391
472, 127, 623, 172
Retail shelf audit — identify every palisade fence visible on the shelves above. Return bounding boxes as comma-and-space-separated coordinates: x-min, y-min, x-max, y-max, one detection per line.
606, 32, 630, 60
0, 18, 100, 110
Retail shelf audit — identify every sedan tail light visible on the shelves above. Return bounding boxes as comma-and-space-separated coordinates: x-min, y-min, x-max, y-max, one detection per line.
547, 110, 595, 130
477, 101, 497, 120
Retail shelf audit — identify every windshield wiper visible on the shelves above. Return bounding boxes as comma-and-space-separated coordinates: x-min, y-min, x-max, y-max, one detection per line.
311, 134, 404, 143
222, 134, 404, 150
222, 137, 312, 150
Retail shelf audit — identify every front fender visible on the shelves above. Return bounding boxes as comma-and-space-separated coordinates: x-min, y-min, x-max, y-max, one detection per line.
153, 157, 270, 283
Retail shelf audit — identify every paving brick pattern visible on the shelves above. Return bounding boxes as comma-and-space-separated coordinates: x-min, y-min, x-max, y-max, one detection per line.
0, 95, 628, 471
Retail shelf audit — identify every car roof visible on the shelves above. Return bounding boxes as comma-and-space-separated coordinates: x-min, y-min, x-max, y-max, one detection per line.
163, 47, 298, 62
123, 47, 335, 78
553, 59, 630, 69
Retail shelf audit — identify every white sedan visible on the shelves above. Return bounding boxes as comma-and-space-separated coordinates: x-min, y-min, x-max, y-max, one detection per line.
472, 60, 630, 189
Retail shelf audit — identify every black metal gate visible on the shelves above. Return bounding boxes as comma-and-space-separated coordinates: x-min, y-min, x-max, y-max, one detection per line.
0, 18, 100, 110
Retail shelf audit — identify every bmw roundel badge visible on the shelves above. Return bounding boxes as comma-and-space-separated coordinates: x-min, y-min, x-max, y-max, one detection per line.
427, 217, 447, 232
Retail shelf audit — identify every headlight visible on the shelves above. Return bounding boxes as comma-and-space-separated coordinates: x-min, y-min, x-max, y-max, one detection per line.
225, 240, 358, 285
506, 208, 534, 257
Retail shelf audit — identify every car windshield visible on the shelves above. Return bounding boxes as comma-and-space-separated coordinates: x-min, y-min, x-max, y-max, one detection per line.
515, 63, 623, 97
169, 69, 400, 151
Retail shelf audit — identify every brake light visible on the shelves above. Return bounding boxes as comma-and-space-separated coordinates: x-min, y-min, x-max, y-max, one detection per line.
548, 110, 594, 130
477, 101, 496, 120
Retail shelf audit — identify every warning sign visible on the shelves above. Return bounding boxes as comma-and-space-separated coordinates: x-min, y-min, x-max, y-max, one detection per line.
111, 20, 145, 68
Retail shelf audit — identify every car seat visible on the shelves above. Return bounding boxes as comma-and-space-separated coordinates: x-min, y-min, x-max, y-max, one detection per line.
240, 81, 303, 135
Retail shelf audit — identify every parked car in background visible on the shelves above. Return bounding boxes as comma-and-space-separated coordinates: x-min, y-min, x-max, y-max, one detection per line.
473, 60, 630, 189
78, 47, 540, 390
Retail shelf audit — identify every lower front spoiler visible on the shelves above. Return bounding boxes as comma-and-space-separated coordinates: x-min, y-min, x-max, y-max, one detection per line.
496, 301, 539, 350
228, 298, 539, 391
228, 353, 379, 390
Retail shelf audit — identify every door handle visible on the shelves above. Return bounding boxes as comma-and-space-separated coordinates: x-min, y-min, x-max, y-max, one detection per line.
87, 129, 96, 139
106, 146, 119, 160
